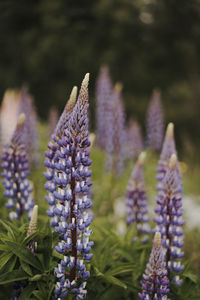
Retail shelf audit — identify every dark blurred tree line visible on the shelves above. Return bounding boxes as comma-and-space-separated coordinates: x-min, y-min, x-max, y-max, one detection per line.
0, 0, 200, 156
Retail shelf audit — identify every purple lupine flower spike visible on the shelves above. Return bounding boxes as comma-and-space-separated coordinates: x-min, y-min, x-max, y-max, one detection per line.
111, 83, 127, 175
45, 74, 93, 300
156, 123, 180, 190
126, 119, 143, 159
95, 66, 113, 149
1, 113, 34, 219
138, 232, 170, 300
146, 89, 164, 152
19, 87, 40, 168
154, 154, 184, 286
126, 152, 150, 238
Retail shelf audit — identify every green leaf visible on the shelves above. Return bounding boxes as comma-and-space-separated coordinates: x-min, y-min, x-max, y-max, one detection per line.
0, 219, 16, 240
22, 232, 38, 246
19, 282, 37, 300
105, 263, 135, 276
102, 275, 127, 289
183, 271, 197, 283
32, 290, 45, 300
20, 259, 33, 276
0, 251, 13, 270
0, 269, 28, 284
30, 274, 43, 281
4, 254, 17, 272
6, 241, 42, 271
0, 244, 10, 251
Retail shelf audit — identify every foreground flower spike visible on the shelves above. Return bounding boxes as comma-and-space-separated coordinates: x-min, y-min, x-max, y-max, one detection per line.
1, 114, 34, 220
126, 119, 143, 159
95, 66, 113, 149
146, 89, 164, 151
154, 154, 184, 286
139, 232, 169, 300
45, 74, 93, 299
126, 152, 150, 238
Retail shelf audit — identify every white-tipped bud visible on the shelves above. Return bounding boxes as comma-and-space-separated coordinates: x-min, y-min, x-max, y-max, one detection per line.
154, 232, 161, 247
166, 122, 174, 139
17, 113, 26, 126
169, 153, 177, 169
27, 205, 38, 236
137, 151, 146, 166
66, 86, 78, 112
82, 73, 90, 88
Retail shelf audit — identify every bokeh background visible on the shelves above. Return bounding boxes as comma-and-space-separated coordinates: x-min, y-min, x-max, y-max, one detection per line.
0, 0, 200, 158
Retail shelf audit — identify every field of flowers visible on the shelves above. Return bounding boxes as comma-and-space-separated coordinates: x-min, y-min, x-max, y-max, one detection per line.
0, 71, 200, 300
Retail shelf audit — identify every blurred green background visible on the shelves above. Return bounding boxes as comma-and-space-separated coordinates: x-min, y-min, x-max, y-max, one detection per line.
0, 0, 200, 158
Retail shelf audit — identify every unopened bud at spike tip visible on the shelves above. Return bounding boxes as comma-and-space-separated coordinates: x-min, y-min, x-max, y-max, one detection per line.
27, 205, 38, 236
82, 73, 90, 87
154, 232, 161, 247
17, 113, 26, 126
114, 82, 123, 93
166, 122, 174, 139
66, 86, 78, 112
169, 153, 177, 169
137, 151, 146, 166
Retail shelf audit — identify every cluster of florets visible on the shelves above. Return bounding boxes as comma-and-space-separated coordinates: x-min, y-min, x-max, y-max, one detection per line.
1, 114, 34, 219
95, 66, 113, 150
126, 152, 150, 238
126, 119, 143, 159
154, 154, 184, 286
146, 89, 164, 152
44, 74, 93, 299
138, 232, 170, 300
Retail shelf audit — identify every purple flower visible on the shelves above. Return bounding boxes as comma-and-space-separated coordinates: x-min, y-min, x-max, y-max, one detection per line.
1, 114, 34, 219
108, 83, 127, 175
47, 107, 59, 137
154, 154, 184, 285
146, 89, 164, 151
95, 66, 113, 150
19, 87, 40, 168
126, 152, 150, 238
138, 232, 170, 300
126, 119, 143, 159
44, 74, 93, 299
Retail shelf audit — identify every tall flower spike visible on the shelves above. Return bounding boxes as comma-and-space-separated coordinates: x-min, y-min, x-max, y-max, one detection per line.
126, 119, 143, 159
19, 87, 40, 168
1, 114, 34, 219
27, 205, 38, 253
154, 154, 184, 286
146, 89, 164, 151
109, 83, 127, 175
45, 74, 93, 300
126, 152, 150, 238
95, 66, 113, 149
138, 232, 170, 300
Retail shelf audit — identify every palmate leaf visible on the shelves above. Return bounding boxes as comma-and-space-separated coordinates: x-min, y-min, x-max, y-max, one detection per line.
93, 267, 127, 289
21, 232, 38, 246
19, 282, 37, 300
4, 254, 17, 272
0, 269, 29, 284
6, 241, 42, 271
0, 251, 13, 270
0, 219, 16, 240
104, 263, 135, 276
20, 259, 33, 276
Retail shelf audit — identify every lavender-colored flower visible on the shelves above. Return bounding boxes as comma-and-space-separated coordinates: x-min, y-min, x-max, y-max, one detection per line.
110, 83, 127, 175
44, 74, 93, 299
126, 119, 143, 159
138, 232, 170, 300
1, 114, 34, 220
146, 89, 164, 151
95, 66, 113, 150
154, 154, 184, 286
126, 152, 150, 238
19, 87, 40, 168
47, 107, 59, 137
156, 123, 180, 190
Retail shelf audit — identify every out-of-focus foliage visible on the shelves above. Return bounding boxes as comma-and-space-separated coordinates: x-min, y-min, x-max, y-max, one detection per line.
0, 0, 200, 154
